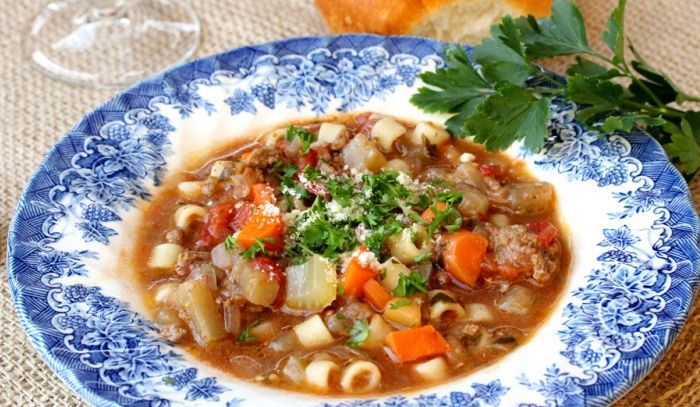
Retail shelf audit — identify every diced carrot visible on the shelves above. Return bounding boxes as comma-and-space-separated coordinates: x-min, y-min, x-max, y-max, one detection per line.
342, 249, 378, 297
250, 183, 276, 205
236, 211, 284, 250
362, 279, 392, 310
442, 230, 489, 287
421, 202, 447, 223
385, 325, 450, 363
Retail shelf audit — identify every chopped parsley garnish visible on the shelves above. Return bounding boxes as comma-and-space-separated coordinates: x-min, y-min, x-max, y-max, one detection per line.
240, 237, 275, 260
393, 271, 429, 297
436, 190, 464, 206
337, 285, 346, 296
347, 318, 370, 348
237, 319, 261, 344
286, 126, 315, 154
286, 198, 358, 262
224, 235, 238, 254
413, 252, 432, 263
326, 176, 356, 207
427, 203, 462, 235
363, 217, 403, 256
389, 299, 413, 309
335, 312, 346, 320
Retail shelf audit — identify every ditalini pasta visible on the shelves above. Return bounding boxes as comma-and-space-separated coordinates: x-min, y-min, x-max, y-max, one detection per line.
132, 112, 570, 395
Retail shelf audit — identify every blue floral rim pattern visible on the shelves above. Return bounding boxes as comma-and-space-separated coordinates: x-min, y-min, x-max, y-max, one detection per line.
6, 34, 700, 407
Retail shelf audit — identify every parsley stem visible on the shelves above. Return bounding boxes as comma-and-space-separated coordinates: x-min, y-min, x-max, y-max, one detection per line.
620, 100, 685, 119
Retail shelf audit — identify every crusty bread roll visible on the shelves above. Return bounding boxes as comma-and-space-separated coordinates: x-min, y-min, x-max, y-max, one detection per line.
315, 0, 551, 44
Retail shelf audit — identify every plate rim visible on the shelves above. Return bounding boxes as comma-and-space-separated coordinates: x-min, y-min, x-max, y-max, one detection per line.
7, 33, 700, 407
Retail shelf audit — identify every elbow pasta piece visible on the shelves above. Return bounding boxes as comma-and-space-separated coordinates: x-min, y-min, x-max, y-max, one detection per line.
148, 243, 184, 269
463, 303, 495, 323
340, 360, 382, 393
153, 281, 179, 305
410, 122, 450, 146
316, 123, 347, 144
305, 360, 340, 391
174, 204, 207, 229
177, 180, 209, 200
412, 357, 449, 382
429, 301, 466, 322
371, 117, 406, 151
387, 225, 431, 265
380, 259, 411, 292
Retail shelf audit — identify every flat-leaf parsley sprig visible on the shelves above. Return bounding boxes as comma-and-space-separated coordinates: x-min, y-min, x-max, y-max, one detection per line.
410, 0, 700, 177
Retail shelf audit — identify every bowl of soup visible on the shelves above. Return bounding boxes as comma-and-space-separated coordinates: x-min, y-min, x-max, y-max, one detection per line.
7, 35, 699, 407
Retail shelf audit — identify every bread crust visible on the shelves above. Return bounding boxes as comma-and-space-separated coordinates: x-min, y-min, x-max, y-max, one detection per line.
315, 0, 550, 35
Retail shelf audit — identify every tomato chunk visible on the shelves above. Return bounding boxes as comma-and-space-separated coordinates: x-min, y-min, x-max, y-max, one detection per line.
527, 221, 559, 248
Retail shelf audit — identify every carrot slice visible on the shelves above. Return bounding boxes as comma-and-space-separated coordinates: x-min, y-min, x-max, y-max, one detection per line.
236, 210, 284, 250
385, 325, 450, 362
362, 279, 392, 310
250, 183, 276, 205
442, 230, 489, 287
421, 201, 447, 223
342, 249, 378, 297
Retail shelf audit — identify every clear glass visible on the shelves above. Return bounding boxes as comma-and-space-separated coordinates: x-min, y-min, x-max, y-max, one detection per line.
23, 0, 200, 88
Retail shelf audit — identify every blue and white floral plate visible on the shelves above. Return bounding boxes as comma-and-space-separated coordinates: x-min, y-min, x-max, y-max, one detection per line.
7, 35, 700, 407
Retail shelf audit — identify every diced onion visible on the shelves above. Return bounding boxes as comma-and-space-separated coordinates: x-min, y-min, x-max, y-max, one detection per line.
148, 243, 184, 269
490, 213, 511, 227
186, 263, 218, 291
248, 320, 278, 342
268, 330, 300, 354
453, 183, 490, 218
411, 122, 449, 146
293, 315, 335, 349
384, 159, 411, 173
239, 262, 280, 307
304, 360, 339, 391
285, 255, 337, 312
340, 360, 381, 393
371, 117, 406, 151
223, 303, 241, 335
506, 182, 554, 216
176, 279, 225, 346
211, 242, 237, 270
498, 286, 535, 315
342, 134, 387, 172
282, 356, 305, 385
454, 163, 487, 190
412, 357, 449, 382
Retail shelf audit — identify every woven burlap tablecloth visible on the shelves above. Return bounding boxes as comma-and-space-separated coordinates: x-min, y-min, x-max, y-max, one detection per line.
1, 0, 698, 405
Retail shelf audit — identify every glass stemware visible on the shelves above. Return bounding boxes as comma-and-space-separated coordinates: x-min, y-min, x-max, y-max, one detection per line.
24, 0, 200, 87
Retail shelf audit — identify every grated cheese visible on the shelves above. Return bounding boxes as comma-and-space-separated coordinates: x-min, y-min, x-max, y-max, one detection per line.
260, 203, 280, 216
